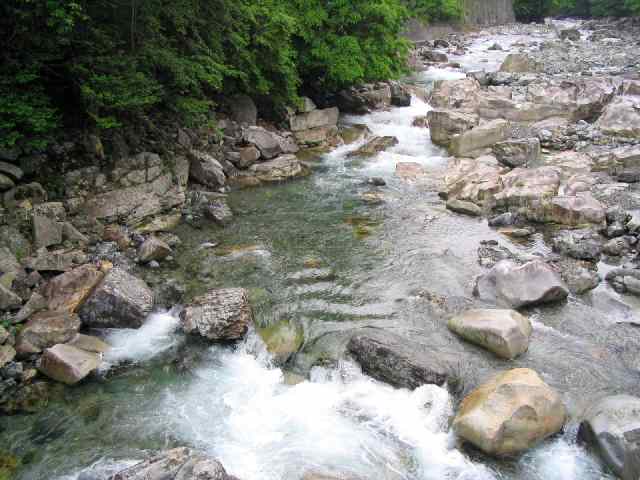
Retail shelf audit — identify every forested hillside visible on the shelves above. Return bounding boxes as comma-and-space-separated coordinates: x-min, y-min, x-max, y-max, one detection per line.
0, 0, 461, 152
514, 0, 640, 21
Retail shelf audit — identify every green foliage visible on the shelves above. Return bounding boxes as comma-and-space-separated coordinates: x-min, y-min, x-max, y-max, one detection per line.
514, 0, 639, 20
408, 0, 463, 22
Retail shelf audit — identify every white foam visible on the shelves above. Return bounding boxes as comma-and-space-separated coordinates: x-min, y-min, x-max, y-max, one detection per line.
102, 310, 181, 367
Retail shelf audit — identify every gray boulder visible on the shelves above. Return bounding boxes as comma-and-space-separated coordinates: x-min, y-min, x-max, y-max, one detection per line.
560, 28, 580, 41
244, 126, 282, 159
448, 309, 532, 359
38, 343, 101, 385
578, 395, 640, 480
15, 310, 81, 354
347, 136, 398, 157
289, 107, 339, 132
138, 237, 172, 264
450, 119, 510, 157
180, 288, 253, 341
0, 173, 14, 192
347, 329, 455, 390
108, 447, 238, 480
552, 229, 603, 261
597, 97, 640, 139
79, 268, 153, 328
0, 284, 22, 311
249, 155, 304, 183
475, 260, 569, 308
446, 199, 482, 216
189, 150, 226, 189
427, 110, 479, 147
492, 138, 541, 168
500, 53, 542, 73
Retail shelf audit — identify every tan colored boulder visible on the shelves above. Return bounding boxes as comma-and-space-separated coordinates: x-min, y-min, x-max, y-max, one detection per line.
16, 310, 81, 354
66, 334, 110, 354
138, 236, 172, 263
429, 78, 481, 111
44, 264, 105, 313
427, 110, 479, 147
450, 120, 510, 157
289, 107, 339, 132
444, 156, 505, 204
495, 167, 561, 208
597, 97, 640, 138
500, 53, 542, 73
448, 309, 532, 359
249, 155, 305, 183
453, 368, 566, 456
37, 344, 101, 385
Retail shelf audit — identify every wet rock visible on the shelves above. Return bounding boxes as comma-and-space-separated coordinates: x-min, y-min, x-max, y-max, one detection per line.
578, 394, 640, 480
450, 119, 510, 157
475, 260, 569, 308
347, 329, 454, 390
244, 126, 283, 159
108, 447, 238, 480
347, 136, 398, 157
189, 150, 226, 189
390, 82, 411, 107
562, 265, 600, 294
249, 155, 304, 183
0, 284, 22, 311
560, 28, 580, 41
16, 310, 81, 354
448, 309, 532, 359
367, 177, 386, 187
492, 138, 541, 168
180, 288, 253, 341
552, 229, 603, 261
38, 344, 101, 385
204, 199, 234, 226
0, 381, 49, 414
13, 291, 47, 324
606, 268, 640, 295
44, 264, 105, 314
67, 334, 110, 354
500, 53, 542, 73
427, 110, 479, 147
453, 368, 566, 456
597, 97, 640, 138
79, 268, 153, 328
258, 319, 304, 364
421, 50, 448, 63
526, 193, 606, 227
446, 199, 482, 217
138, 237, 172, 264
229, 94, 257, 125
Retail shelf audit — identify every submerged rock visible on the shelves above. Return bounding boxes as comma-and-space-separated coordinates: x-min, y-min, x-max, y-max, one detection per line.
347, 329, 455, 390
578, 394, 640, 480
108, 447, 238, 480
180, 288, 253, 341
475, 260, 569, 308
447, 309, 532, 359
453, 368, 566, 456
347, 136, 398, 157
78, 268, 154, 328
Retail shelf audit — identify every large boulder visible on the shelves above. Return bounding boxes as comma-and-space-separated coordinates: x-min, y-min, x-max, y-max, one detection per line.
37, 344, 101, 385
494, 167, 561, 208
429, 78, 481, 111
180, 288, 253, 341
453, 368, 566, 456
492, 138, 541, 168
578, 395, 640, 480
248, 155, 304, 183
347, 329, 455, 390
499, 53, 542, 73
552, 229, 603, 261
289, 107, 339, 132
449, 120, 510, 157
137, 237, 172, 263
444, 156, 505, 204
474, 260, 569, 308
447, 309, 532, 359
189, 150, 226, 189
44, 264, 105, 313
597, 97, 640, 138
78, 268, 153, 328
243, 126, 283, 159
15, 310, 81, 354
427, 110, 479, 147
525, 193, 606, 226
108, 447, 238, 480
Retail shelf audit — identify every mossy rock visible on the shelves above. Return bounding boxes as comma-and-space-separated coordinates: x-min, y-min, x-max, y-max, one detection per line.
258, 319, 304, 364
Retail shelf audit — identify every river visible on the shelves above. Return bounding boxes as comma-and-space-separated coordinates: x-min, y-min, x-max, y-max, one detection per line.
1, 21, 637, 480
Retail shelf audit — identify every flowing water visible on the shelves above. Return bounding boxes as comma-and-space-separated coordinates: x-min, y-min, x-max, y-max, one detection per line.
2, 23, 639, 480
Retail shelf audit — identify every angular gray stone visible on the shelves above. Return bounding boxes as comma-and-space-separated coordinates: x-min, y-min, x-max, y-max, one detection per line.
347, 329, 455, 390
237, 146, 261, 168
78, 268, 153, 328
180, 288, 253, 341
475, 260, 569, 308
243, 127, 282, 159
597, 97, 640, 138
347, 136, 398, 158
249, 155, 304, 183
427, 110, 479, 147
578, 394, 640, 480
38, 344, 101, 385
448, 309, 532, 359
16, 310, 81, 354
492, 138, 541, 168
138, 237, 172, 263
189, 150, 226, 189
450, 120, 510, 157
500, 53, 542, 73
33, 214, 63, 249
289, 107, 339, 132
446, 199, 482, 216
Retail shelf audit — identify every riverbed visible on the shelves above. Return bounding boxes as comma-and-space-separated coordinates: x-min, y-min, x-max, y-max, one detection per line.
2, 20, 639, 480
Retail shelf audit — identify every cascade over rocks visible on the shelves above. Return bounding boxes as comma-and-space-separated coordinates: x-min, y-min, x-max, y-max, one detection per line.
453, 368, 566, 456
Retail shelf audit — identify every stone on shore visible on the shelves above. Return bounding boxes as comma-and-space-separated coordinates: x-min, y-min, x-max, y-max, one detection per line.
492, 138, 541, 168
109, 447, 238, 480
453, 368, 566, 456
249, 155, 304, 183
347, 329, 454, 390
289, 107, 339, 132
500, 53, 542, 73
429, 78, 481, 111
449, 120, 510, 157
448, 309, 532, 359
427, 110, 479, 147
78, 268, 153, 328
37, 344, 101, 385
475, 260, 569, 308
0, 344, 16, 369
44, 264, 105, 313
189, 150, 226, 189
138, 237, 172, 263
578, 395, 640, 480
16, 310, 81, 354
180, 288, 253, 341
446, 199, 482, 217
244, 126, 283, 159
597, 97, 640, 138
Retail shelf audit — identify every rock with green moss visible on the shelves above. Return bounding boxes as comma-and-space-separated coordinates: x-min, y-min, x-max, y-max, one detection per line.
258, 319, 304, 364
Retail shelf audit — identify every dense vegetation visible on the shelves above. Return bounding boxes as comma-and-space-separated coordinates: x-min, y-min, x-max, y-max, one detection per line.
514, 0, 640, 22
0, 0, 461, 152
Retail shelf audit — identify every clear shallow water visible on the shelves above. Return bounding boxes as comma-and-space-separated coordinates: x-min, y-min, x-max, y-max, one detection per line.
1, 26, 637, 480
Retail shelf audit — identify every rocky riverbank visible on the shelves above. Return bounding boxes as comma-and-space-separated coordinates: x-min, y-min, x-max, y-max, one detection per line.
3, 15, 640, 480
